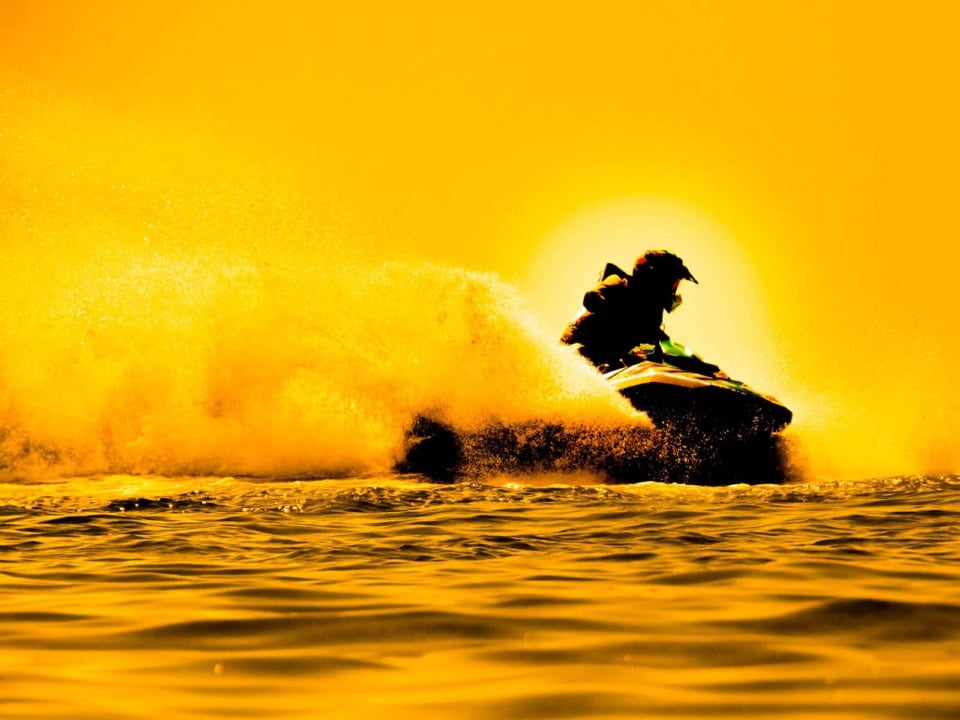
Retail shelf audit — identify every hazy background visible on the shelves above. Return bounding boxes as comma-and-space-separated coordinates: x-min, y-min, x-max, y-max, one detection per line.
2, 0, 958, 479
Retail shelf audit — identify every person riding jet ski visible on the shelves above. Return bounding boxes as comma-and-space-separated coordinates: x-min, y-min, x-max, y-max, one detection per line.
398, 249, 792, 484
561, 250, 716, 374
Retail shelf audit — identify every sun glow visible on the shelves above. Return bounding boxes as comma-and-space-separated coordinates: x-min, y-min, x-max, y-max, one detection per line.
523, 196, 773, 380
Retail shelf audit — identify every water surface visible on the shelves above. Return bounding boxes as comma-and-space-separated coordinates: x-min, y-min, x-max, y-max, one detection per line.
2, 473, 958, 719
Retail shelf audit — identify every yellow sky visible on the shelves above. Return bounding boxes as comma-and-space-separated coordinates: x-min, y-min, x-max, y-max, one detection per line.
3, 1, 959, 477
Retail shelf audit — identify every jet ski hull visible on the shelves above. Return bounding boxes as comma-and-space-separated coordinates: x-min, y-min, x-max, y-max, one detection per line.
397, 346, 794, 485
606, 361, 792, 435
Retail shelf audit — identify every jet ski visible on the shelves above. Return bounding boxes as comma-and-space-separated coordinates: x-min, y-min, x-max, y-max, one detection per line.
397, 340, 793, 486
607, 338, 792, 435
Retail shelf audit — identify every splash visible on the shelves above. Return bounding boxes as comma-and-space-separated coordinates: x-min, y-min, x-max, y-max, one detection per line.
0, 252, 634, 479
0, 89, 630, 479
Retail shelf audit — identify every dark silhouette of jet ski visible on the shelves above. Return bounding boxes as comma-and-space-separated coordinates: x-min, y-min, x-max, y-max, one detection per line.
607, 338, 792, 435
397, 340, 793, 486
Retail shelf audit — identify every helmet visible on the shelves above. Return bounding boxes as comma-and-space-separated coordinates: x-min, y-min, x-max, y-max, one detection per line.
632, 250, 697, 313
632, 250, 698, 284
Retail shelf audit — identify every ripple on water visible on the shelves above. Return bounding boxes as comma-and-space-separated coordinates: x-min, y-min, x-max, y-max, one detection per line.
723, 597, 960, 642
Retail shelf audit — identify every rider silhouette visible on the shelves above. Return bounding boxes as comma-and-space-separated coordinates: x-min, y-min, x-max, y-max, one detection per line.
561, 250, 698, 372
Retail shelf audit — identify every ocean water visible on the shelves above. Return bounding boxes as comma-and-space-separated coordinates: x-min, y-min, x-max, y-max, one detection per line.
2, 472, 959, 720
